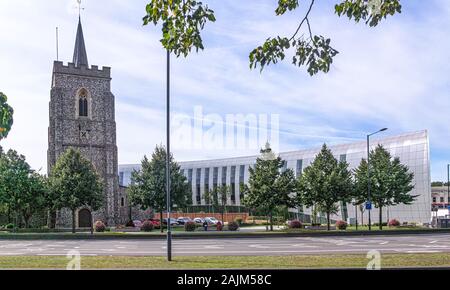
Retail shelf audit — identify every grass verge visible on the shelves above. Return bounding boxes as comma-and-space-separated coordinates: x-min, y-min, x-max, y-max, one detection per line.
1, 253, 450, 269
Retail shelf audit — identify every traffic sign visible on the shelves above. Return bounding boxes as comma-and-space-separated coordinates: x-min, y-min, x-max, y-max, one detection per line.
365, 202, 372, 210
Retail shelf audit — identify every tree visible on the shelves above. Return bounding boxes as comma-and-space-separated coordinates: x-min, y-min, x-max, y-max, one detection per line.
128, 145, 191, 232
49, 148, 104, 233
295, 144, 353, 230
143, 0, 401, 75
0, 150, 47, 228
242, 143, 296, 231
207, 184, 231, 223
0, 92, 13, 141
354, 145, 416, 230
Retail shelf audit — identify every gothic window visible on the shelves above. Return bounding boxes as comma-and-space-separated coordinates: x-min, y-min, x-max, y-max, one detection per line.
78, 89, 88, 117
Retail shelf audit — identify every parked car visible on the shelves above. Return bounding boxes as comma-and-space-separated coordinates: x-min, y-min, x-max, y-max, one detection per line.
194, 217, 205, 224
205, 217, 220, 225
133, 220, 143, 228
148, 218, 161, 229
177, 217, 192, 225
162, 218, 178, 226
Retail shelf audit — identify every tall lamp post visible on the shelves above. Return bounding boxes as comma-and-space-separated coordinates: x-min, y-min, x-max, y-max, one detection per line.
166, 50, 172, 261
447, 164, 449, 213
367, 128, 388, 231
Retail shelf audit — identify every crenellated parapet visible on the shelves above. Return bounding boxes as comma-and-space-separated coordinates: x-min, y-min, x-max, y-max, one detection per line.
53, 61, 111, 79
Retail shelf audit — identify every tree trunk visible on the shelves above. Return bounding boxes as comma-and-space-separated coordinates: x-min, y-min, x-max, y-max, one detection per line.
160, 211, 164, 233
222, 205, 224, 225
269, 212, 273, 231
360, 208, 364, 226
326, 212, 331, 231
379, 206, 383, 230
23, 213, 30, 229
48, 210, 57, 229
72, 209, 76, 234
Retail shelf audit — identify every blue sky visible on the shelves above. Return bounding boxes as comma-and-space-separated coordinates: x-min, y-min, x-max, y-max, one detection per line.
0, 0, 449, 180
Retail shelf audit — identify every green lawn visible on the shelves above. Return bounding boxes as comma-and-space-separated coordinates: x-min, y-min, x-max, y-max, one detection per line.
1, 253, 450, 269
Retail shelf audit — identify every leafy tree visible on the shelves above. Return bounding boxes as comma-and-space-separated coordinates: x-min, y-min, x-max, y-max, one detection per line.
49, 148, 104, 233
354, 145, 416, 230
242, 143, 296, 231
143, 0, 401, 75
0, 150, 47, 228
128, 145, 191, 232
207, 184, 231, 223
295, 144, 353, 230
0, 92, 13, 140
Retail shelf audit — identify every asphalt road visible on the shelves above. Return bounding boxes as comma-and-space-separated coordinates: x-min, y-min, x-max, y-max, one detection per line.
1, 234, 450, 256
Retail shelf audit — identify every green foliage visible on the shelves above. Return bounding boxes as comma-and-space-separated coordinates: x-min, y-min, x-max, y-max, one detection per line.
49, 148, 104, 232
143, 0, 401, 75
242, 143, 296, 231
335, 0, 402, 27
143, 0, 216, 57
128, 145, 191, 219
0, 149, 47, 228
296, 144, 353, 230
0, 92, 13, 140
275, 0, 299, 15
353, 145, 416, 229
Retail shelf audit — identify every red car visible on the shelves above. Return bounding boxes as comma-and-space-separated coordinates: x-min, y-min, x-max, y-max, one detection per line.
148, 218, 161, 229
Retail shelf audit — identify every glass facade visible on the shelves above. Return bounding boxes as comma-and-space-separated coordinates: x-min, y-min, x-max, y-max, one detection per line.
119, 130, 431, 224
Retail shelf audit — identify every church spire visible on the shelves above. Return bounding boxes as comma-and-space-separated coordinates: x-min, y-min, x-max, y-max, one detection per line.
72, 16, 89, 67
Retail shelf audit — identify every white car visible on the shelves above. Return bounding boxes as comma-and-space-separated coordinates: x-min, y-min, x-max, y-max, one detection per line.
194, 217, 205, 224
205, 217, 220, 225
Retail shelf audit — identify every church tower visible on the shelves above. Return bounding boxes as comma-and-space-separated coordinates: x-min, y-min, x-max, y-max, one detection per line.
48, 16, 119, 227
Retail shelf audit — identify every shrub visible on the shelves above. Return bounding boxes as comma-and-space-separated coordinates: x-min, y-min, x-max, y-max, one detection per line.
227, 221, 239, 231
235, 218, 243, 225
126, 220, 135, 227
335, 220, 348, 230
388, 219, 400, 227
185, 221, 196, 232
289, 220, 302, 229
94, 221, 106, 232
5, 223, 14, 229
216, 221, 223, 231
141, 220, 154, 232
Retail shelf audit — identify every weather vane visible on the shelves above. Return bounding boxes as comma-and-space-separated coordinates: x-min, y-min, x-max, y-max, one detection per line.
77, 0, 84, 17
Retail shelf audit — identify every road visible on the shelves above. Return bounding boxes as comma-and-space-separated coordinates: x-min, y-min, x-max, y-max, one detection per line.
1, 234, 450, 256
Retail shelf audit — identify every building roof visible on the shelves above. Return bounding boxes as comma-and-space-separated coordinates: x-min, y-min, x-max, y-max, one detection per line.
72, 17, 89, 67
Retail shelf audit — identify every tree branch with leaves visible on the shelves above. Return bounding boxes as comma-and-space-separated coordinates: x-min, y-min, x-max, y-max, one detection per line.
143, 0, 402, 75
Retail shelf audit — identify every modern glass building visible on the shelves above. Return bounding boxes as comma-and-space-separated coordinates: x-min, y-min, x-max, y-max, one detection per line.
119, 130, 431, 224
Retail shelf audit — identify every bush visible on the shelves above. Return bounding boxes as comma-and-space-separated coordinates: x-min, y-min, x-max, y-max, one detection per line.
125, 220, 135, 227
227, 221, 239, 231
184, 221, 196, 232
335, 220, 347, 230
141, 220, 154, 232
235, 218, 243, 225
5, 223, 14, 229
216, 221, 223, 231
388, 219, 400, 227
94, 221, 106, 232
289, 220, 302, 229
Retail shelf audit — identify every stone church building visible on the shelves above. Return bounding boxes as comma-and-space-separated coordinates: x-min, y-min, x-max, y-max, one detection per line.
48, 17, 127, 228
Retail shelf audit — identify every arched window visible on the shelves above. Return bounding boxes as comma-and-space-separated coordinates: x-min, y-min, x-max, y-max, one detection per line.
78, 89, 88, 117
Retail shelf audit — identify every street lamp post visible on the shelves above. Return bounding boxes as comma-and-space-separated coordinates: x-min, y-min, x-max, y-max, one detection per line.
166, 49, 172, 262
367, 128, 388, 231
447, 164, 449, 212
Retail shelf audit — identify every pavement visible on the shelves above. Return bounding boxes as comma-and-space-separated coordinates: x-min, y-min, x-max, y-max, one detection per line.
1, 233, 450, 256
